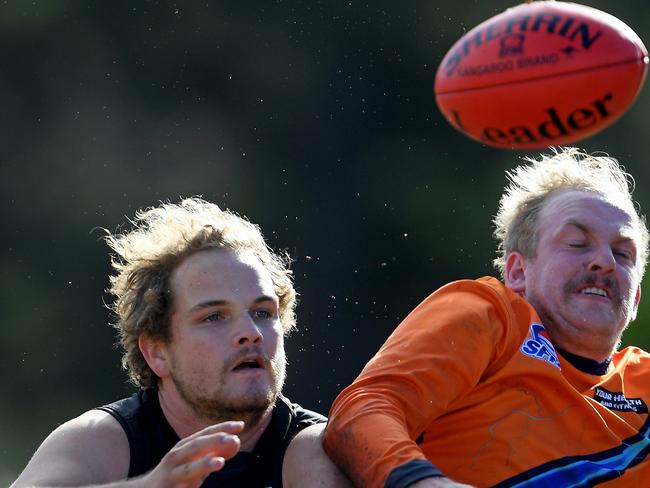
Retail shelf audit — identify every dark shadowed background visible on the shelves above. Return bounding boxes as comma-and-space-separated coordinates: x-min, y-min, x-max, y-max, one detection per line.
2, 0, 650, 482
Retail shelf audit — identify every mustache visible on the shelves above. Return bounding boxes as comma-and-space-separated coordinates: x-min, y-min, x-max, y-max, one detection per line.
564, 273, 621, 304
225, 347, 272, 370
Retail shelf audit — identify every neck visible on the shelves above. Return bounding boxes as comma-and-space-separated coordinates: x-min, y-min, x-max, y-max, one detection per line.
156, 383, 274, 450
238, 411, 273, 451
556, 347, 611, 375
548, 328, 618, 363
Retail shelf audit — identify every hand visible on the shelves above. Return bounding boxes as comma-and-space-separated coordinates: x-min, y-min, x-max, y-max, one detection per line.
141, 421, 244, 488
410, 477, 476, 488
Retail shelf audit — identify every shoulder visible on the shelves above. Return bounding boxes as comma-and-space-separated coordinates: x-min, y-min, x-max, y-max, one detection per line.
612, 346, 650, 372
393, 276, 526, 342
424, 276, 538, 333
272, 396, 325, 443
282, 423, 352, 488
11, 409, 130, 488
409, 277, 506, 316
432, 276, 521, 308
615, 346, 650, 360
284, 398, 326, 426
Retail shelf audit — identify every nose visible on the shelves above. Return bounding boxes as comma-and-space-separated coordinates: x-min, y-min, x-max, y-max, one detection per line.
587, 244, 616, 273
234, 314, 263, 346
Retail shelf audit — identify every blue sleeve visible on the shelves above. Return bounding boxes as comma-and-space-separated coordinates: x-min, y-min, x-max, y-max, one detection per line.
385, 459, 444, 488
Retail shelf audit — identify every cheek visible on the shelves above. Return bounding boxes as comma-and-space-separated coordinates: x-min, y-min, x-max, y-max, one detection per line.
272, 342, 287, 375
266, 328, 284, 355
534, 261, 568, 288
174, 334, 229, 364
623, 275, 640, 302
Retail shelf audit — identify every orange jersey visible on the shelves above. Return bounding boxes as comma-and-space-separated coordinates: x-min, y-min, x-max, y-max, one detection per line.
324, 277, 650, 487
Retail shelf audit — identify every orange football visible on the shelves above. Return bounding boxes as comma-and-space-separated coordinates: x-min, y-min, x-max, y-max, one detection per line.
434, 1, 648, 149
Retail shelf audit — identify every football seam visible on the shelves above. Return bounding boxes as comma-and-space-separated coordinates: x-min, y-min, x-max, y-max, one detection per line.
435, 56, 647, 96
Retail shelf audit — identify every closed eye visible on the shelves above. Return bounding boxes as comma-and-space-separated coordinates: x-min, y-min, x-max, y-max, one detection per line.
614, 250, 632, 260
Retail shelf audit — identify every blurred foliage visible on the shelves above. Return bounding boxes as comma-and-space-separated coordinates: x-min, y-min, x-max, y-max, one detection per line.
2, 0, 650, 482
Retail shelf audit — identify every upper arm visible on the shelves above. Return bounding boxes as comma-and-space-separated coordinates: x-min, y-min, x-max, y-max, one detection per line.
323, 282, 510, 486
329, 286, 502, 437
282, 423, 352, 488
11, 409, 130, 488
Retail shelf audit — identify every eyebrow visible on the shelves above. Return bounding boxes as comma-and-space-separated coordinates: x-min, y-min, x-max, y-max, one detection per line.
563, 219, 588, 233
562, 219, 637, 243
188, 295, 278, 313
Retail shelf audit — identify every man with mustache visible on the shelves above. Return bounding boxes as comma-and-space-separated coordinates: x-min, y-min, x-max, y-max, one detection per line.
12, 198, 350, 488
324, 148, 650, 487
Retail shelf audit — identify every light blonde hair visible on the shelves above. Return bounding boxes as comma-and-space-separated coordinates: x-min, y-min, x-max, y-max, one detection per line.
104, 197, 296, 388
493, 147, 649, 278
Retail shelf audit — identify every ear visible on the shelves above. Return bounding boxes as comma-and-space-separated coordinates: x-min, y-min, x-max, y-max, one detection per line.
504, 252, 528, 295
138, 334, 171, 379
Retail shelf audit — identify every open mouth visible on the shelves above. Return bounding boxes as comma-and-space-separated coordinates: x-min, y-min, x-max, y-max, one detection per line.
580, 286, 609, 298
232, 357, 264, 371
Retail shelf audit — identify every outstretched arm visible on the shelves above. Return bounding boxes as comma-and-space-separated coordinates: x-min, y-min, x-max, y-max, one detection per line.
324, 282, 505, 487
11, 409, 243, 488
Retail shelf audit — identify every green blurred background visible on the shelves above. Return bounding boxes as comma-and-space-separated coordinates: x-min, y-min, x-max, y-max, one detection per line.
2, 0, 650, 482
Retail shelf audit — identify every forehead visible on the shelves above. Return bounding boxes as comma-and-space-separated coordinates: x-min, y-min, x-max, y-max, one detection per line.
538, 190, 639, 240
170, 249, 277, 305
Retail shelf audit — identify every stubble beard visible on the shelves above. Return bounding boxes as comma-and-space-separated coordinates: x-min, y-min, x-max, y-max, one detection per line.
563, 273, 628, 328
527, 273, 631, 351
172, 347, 287, 429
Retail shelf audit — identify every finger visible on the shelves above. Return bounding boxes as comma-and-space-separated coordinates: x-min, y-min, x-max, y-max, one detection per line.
171, 455, 225, 483
171, 431, 241, 462
176, 421, 245, 448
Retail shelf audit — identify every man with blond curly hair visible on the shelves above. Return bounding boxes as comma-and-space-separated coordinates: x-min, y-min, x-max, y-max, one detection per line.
325, 148, 650, 487
12, 198, 350, 488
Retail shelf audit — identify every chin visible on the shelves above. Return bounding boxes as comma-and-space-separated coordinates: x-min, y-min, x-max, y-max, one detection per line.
230, 381, 278, 405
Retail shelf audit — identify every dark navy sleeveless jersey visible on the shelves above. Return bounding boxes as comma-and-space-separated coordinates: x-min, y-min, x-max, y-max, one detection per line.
96, 389, 326, 487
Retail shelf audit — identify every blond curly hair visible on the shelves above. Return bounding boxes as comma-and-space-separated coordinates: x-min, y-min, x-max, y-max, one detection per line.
493, 147, 649, 279
104, 198, 296, 388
